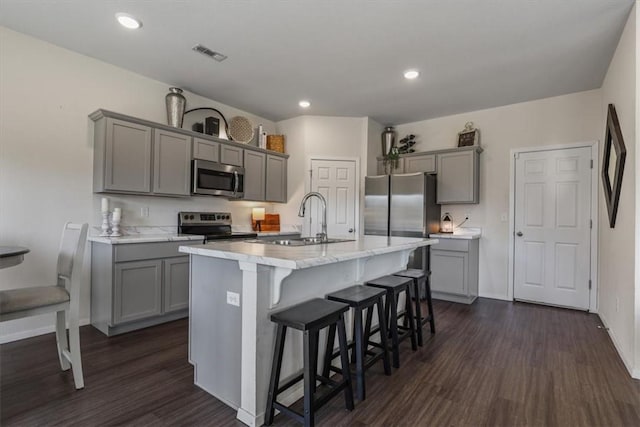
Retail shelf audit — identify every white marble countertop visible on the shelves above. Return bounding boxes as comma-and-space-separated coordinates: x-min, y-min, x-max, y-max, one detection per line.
89, 234, 204, 244
429, 227, 481, 240
179, 236, 438, 270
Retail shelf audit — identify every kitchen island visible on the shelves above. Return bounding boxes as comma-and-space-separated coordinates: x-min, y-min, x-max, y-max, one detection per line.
179, 236, 438, 427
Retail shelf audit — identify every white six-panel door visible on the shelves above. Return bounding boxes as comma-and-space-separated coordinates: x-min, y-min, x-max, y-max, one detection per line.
513, 147, 592, 310
309, 159, 357, 238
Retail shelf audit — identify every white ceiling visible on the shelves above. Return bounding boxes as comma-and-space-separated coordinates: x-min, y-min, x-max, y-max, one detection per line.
0, 1, 634, 124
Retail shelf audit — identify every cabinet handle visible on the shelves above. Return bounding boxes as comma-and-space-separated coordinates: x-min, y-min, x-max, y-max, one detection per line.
233, 171, 239, 197
348, 228, 354, 233
516, 231, 523, 237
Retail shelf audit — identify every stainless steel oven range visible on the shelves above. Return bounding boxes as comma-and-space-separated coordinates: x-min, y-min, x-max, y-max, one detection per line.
178, 212, 257, 243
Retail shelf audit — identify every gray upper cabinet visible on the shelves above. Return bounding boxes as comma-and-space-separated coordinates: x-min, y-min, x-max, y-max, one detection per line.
220, 144, 244, 167
266, 154, 287, 203
153, 129, 192, 196
243, 150, 266, 201
95, 117, 152, 193
436, 148, 480, 204
404, 154, 436, 174
193, 138, 219, 162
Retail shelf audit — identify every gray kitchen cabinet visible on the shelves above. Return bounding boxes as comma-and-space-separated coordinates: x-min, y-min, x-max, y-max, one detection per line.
243, 150, 266, 201
153, 129, 192, 196
436, 148, 480, 204
266, 154, 287, 202
376, 158, 405, 175
220, 144, 244, 166
163, 256, 190, 313
93, 117, 152, 193
91, 240, 198, 336
404, 153, 436, 173
430, 238, 479, 304
193, 137, 219, 162
114, 259, 163, 324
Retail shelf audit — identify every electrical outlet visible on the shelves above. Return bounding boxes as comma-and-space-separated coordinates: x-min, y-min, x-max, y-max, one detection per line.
140, 207, 149, 217
227, 291, 240, 307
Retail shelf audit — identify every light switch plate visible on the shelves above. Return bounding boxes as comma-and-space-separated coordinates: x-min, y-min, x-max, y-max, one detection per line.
227, 291, 240, 307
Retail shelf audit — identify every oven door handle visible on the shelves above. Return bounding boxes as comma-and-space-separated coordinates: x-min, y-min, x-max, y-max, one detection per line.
233, 171, 239, 197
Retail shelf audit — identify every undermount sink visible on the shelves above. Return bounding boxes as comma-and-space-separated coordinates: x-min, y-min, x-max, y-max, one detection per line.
249, 237, 355, 246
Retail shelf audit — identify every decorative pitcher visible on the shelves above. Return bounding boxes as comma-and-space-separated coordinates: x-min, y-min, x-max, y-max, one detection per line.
381, 126, 397, 156
165, 87, 186, 128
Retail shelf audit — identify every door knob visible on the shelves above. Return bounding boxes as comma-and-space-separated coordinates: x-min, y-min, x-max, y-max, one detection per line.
348, 228, 354, 233
516, 231, 523, 237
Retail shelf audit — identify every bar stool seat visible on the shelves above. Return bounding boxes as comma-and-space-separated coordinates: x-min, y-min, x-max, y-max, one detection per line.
394, 268, 436, 346
265, 298, 354, 427
366, 275, 418, 369
324, 285, 391, 401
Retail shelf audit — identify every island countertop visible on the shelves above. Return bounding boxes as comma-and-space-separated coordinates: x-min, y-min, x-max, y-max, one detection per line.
179, 235, 438, 270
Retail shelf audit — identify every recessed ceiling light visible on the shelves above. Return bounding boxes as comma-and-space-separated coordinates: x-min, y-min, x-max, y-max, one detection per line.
115, 13, 142, 30
299, 100, 311, 108
404, 70, 420, 80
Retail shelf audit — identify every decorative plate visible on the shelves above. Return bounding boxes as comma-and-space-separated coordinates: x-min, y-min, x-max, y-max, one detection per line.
228, 116, 254, 143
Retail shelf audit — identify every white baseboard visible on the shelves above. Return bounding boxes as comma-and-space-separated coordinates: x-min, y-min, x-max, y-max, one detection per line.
478, 292, 511, 301
598, 313, 638, 379
0, 318, 90, 344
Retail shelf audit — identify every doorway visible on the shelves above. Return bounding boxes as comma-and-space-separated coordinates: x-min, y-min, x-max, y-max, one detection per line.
509, 143, 598, 311
306, 158, 358, 239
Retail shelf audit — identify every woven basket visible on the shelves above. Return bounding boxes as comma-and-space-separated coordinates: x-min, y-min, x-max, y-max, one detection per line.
266, 135, 285, 153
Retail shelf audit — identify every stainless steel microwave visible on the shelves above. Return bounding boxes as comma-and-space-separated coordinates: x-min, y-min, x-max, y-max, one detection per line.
192, 159, 244, 198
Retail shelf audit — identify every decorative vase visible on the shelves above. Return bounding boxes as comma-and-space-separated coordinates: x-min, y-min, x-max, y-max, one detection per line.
381, 126, 397, 157
165, 87, 186, 128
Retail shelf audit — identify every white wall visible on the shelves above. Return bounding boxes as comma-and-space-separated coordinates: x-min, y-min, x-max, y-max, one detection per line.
276, 115, 368, 235
394, 90, 603, 300
0, 27, 276, 342
598, 5, 638, 376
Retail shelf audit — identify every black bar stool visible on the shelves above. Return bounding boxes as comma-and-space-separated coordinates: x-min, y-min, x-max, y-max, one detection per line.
393, 269, 436, 346
365, 275, 417, 368
324, 285, 391, 401
265, 298, 354, 427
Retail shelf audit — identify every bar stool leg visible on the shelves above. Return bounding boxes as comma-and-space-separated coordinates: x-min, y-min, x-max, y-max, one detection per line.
404, 287, 418, 351
388, 292, 400, 368
412, 278, 424, 346
353, 307, 365, 400
375, 295, 391, 375
426, 273, 436, 333
322, 324, 336, 378
336, 316, 355, 411
265, 324, 287, 426
303, 330, 316, 427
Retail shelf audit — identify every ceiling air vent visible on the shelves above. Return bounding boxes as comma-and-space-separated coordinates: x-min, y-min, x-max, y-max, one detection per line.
192, 44, 227, 62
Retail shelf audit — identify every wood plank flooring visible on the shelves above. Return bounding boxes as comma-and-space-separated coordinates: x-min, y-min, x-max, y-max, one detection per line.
2, 298, 639, 426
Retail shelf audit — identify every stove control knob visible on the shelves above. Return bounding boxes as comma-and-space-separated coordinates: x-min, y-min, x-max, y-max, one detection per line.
225, 215, 230, 220
189, 215, 194, 220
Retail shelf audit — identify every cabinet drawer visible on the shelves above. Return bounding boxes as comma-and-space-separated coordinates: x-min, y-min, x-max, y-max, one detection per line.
432, 239, 469, 252
115, 241, 201, 262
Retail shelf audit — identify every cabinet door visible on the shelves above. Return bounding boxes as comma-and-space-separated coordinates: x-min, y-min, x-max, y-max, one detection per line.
266, 155, 287, 202
113, 260, 162, 324
153, 129, 192, 196
193, 138, 219, 162
220, 144, 244, 166
376, 158, 405, 174
430, 250, 468, 295
405, 154, 436, 173
243, 150, 266, 201
104, 118, 152, 192
163, 257, 190, 313
437, 150, 479, 204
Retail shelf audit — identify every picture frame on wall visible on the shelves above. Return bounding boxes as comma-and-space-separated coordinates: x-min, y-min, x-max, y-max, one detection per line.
457, 122, 480, 147
601, 103, 626, 228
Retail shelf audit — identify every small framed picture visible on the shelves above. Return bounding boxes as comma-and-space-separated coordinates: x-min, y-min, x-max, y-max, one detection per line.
457, 122, 480, 147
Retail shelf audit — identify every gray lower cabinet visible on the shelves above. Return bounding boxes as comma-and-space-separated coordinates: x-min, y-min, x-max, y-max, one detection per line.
220, 144, 244, 166
436, 149, 480, 204
91, 240, 197, 336
243, 150, 266, 201
430, 238, 479, 304
94, 117, 152, 193
193, 138, 219, 162
153, 129, 192, 196
266, 154, 287, 202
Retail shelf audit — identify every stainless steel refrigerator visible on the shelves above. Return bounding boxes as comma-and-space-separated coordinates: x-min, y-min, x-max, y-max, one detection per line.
364, 173, 440, 281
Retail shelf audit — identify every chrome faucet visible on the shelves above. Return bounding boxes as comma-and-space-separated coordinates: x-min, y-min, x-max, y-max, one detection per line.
298, 192, 328, 242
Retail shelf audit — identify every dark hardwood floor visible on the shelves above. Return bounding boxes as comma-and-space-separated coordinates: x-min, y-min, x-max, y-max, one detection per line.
2, 298, 639, 426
